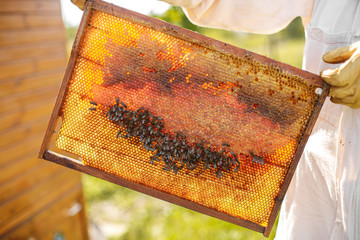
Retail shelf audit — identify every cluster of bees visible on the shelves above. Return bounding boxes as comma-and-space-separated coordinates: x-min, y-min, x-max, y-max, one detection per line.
90, 98, 264, 179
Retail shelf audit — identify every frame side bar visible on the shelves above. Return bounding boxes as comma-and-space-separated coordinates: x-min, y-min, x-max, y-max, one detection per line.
263, 84, 330, 236
38, 2, 93, 158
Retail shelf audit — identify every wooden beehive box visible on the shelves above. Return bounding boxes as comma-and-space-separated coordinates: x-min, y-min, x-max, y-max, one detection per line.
39, 0, 329, 236
1, 0, 88, 238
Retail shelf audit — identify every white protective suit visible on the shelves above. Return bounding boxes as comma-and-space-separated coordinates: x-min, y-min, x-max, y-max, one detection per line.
160, 0, 360, 239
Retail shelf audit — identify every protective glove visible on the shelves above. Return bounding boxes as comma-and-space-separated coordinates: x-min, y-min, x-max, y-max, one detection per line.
320, 41, 360, 108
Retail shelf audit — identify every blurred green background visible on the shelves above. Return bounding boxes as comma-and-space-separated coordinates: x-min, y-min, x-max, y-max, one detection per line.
65, 6, 305, 240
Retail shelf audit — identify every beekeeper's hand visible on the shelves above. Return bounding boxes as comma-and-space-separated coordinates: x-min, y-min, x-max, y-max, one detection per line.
71, 0, 86, 10
321, 41, 360, 108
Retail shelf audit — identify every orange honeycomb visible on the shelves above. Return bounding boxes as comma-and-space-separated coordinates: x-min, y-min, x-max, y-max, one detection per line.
52, 5, 324, 233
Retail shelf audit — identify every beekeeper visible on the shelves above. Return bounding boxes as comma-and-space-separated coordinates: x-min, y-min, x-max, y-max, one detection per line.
155, 0, 360, 239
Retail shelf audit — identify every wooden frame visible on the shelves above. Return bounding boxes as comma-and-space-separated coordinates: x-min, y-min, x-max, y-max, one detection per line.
39, 0, 329, 236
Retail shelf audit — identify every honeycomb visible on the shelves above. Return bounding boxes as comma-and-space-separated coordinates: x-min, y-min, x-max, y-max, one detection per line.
54, 6, 322, 231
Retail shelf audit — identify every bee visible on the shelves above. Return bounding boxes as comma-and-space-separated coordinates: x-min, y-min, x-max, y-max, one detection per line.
249, 150, 264, 165
153, 150, 161, 158
222, 165, 229, 171
216, 170, 223, 179
222, 142, 230, 147
259, 158, 264, 165
229, 151, 236, 157
89, 107, 97, 111
121, 101, 127, 108
116, 130, 122, 138
121, 134, 130, 138
177, 133, 185, 138
230, 158, 237, 165
143, 144, 150, 151
89, 101, 97, 105
234, 165, 240, 173
203, 162, 208, 170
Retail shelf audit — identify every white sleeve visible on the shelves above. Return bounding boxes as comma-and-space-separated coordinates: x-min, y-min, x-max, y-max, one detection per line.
159, 0, 314, 34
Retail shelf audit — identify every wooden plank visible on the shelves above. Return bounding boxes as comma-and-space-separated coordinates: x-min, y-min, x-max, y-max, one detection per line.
0, 83, 59, 114
0, 114, 50, 149
0, 52, 65, 82
25, 14, 63, 28
0, 41, 65, 63
0, 131, 44, 166
0, 1, 60, 13
36, 54, 66, 71
0, 60, 35, 80
0, 86, 58, 117
0, 100, 54, 133
0, 89, 56, 116
0, 169, 81, 235
0, 163, 62, 204
0, 156, 43, 186
0, 70, 63, 97
3, 188, 87, 240
0, 28, 64, 46
0, 15, 25, 30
